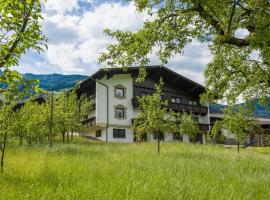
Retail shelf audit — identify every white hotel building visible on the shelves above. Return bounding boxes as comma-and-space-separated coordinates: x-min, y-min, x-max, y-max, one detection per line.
77, 66, 210, 143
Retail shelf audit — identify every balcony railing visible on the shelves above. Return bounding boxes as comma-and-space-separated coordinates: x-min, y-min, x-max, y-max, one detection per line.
199, 123, 209, 131
82, 117, 96, 127
132, 98, 208, 115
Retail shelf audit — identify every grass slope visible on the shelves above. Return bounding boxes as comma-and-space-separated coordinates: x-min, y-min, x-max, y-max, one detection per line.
1, 140, 270, 200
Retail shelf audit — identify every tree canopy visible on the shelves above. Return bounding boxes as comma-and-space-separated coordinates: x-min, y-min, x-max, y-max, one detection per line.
0, 0, 46, 96
99, 0, 270, 104
177, 112, 200, 142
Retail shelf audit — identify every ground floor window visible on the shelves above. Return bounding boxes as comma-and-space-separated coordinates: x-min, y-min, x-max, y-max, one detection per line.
113, 129, 126, 138
173, 133, 182, 140
96, 130, 102, 137
153, 132, 164, 140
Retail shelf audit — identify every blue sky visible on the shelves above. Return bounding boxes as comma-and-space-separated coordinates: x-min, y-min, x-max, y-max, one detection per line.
17, 0, 212, 85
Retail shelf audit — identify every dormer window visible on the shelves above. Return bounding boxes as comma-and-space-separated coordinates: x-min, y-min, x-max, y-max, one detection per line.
114, 105, 127, 119
114, 84, 126, 99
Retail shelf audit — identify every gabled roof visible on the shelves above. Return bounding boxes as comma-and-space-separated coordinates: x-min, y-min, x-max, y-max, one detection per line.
78, 65, 205, 95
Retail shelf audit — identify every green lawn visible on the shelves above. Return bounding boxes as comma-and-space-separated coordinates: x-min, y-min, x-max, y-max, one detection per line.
1, 139, 270, 200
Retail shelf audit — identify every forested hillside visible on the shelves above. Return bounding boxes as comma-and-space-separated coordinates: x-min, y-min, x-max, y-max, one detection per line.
23, 74, 88, 91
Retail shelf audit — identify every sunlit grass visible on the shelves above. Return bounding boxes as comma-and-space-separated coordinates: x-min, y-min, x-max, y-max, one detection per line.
1, 139, 270, 200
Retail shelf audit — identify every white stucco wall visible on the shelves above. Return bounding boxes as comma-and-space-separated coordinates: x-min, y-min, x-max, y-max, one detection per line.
96, 74, 134, 126
94, 74, 134, 142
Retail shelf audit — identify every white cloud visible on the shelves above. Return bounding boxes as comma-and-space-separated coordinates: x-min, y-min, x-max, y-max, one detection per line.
40, 2, 149, 74
234, 28, 250, 39
20, 0, 211, 85
44, 0, 79, 13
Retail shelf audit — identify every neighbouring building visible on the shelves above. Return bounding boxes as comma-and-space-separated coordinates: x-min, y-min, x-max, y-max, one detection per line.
210, 113, 270, 146
76, 66, 210, 143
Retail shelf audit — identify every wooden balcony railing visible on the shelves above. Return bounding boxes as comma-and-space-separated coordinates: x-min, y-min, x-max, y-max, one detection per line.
132, 98, 208, 115
82, 117, 96, 127
198, 123, 209, 131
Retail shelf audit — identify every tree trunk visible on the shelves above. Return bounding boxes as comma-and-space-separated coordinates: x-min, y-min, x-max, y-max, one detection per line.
19, 129, 23, 146
71, 131, 74, 141
49, 92, 54, 148
62, 133, 65, 143
49, 134, 53, 148
28, 136, 32, 146
0, 134, 7, 173
237, 140, 240, 153
67, 132, 70, 143
157, 132, 160, 155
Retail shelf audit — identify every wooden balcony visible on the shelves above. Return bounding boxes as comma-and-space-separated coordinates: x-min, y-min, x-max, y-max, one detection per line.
132, 98, 208, 115
199, 123, 209, 131
82, 117, 96, 127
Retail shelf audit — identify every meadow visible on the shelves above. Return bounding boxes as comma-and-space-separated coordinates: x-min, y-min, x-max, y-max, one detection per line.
1, 139, 270, 200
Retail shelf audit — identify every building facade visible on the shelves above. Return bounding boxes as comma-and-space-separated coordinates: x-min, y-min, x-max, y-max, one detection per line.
77, 66, 210, 143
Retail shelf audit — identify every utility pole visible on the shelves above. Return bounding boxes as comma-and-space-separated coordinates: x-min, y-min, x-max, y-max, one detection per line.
49, 91, 54, 147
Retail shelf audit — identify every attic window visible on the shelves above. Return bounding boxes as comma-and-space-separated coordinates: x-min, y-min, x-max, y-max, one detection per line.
114, 84, 126, 99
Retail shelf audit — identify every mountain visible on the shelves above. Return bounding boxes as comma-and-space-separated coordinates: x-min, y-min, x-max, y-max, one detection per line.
209, 100, 270, 119
23, 73, 88, 91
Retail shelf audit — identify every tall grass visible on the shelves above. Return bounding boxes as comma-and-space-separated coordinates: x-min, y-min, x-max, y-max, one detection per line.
0, 140, 270, 200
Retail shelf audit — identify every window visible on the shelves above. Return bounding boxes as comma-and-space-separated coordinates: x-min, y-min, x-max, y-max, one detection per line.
116, 88, 124, 98
114, 84, 126, 98
172, 97, 181, 104
153, 132, 164, 140
189, 100, 198, 106
141, 92, 147, 97
96, 130, 102, 137
113, 129, 126, 138
160, 95, 164, 100
114, 105, 127, 119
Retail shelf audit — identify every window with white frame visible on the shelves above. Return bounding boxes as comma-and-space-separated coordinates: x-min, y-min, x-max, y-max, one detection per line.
114, 84, 126, 99
114, 105, 127, 119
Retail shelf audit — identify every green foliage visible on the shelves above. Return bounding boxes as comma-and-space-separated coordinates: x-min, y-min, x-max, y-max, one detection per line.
1, 142, 270, 199
177, 112, 200, 142
208, 120, 223, 145
99, 0, 270, 103
54, 92, 92, 143
222, 107, 263, 152
0, 0, 46, 67
0, 104, 16, 172
15, 101, 48, 145
0, 0, 46, 98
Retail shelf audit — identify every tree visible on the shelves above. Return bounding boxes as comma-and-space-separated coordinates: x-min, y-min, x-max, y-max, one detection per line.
17, 101, 46, 145
0, 104, 15, 173
208, 120, 223, 145
54, 92, 91, 143
0, 1, 46, 79
222, 107, 261, 153
132, 80, 172, 154
99, 0, 270, 104
177, 112, 200, 143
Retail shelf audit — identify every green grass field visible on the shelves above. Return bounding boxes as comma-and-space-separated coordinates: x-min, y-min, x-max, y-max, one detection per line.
1, 139, 270, 200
